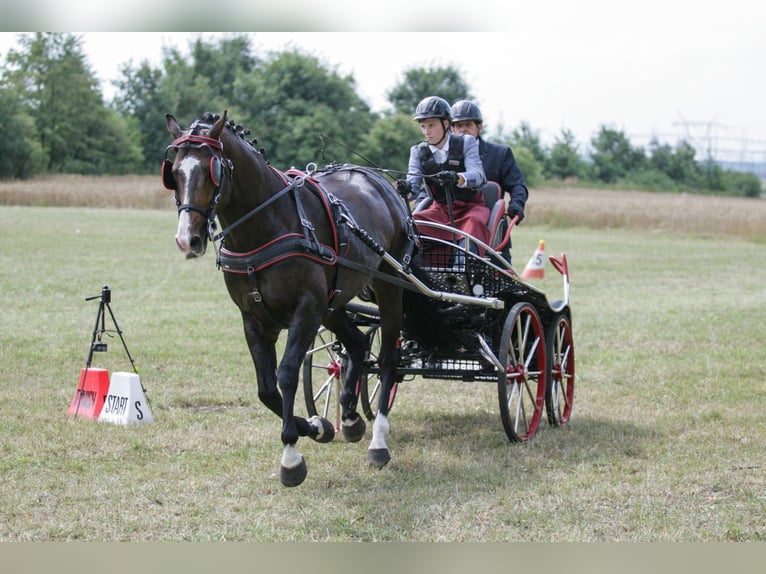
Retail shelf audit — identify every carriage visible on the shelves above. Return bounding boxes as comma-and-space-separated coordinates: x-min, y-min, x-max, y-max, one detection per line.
163, 110, 574, 487
302, 191, 575, 444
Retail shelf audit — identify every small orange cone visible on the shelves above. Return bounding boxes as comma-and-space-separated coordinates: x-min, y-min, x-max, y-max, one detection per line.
68, 368, 110, 418
521, 239, 546, 279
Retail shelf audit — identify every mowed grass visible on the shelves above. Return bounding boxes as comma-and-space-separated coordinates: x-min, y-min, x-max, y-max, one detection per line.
1, 178, 765, 541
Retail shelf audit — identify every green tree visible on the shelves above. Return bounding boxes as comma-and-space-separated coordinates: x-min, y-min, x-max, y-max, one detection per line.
0, 85, 46, 178
4, 33, 140, 175
722, 170, 762, 198
235, 49, 373, 169
157, 46, 223, 126
546, 128, 585, 179
387, 65, 474, 115
114, 35, 258, 172
698, 159, 725, 192
190, 34, 258, 105
503, 121, 547, 166
648, 138, 698, 184
588, 125, 646, 183
357, 113, 423, 174
113, 60, 175, 171
512, 146, 543, 188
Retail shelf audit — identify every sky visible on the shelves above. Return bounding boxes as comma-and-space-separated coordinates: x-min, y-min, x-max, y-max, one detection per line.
1, 2, 765, 159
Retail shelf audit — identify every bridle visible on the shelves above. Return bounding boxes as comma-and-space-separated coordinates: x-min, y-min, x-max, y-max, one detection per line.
162, 128, 306, 247
162, 131, 232, 232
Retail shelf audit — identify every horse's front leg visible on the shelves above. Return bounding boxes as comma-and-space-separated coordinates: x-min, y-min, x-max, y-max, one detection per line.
277, 307, 336, 487
242, 311, 281, 417
241, 310, 331, 487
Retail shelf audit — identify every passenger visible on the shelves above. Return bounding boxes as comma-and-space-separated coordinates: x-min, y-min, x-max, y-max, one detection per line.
450, 99, 529, 264
449, 100, 528, 227
403, 96, 489, 249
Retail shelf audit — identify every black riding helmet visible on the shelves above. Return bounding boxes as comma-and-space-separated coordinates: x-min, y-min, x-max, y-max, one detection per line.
413, 96, 451, 121
450, 100, 483, 123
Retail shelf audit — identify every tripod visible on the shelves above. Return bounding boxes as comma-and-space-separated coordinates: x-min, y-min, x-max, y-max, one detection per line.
84, 285, 138, 373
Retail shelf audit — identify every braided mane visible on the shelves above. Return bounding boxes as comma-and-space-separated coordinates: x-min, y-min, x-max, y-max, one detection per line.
194, 112, 267, 157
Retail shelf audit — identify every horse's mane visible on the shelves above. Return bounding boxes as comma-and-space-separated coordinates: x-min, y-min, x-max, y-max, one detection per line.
194, 112, 268, 158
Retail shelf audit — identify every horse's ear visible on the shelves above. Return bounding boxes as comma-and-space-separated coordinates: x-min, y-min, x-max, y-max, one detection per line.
166, 114, 183, 138
209, 110, 228, 140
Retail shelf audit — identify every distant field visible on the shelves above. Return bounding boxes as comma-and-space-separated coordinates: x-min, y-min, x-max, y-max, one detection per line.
0, 175, 175, 210
2, 174, 765, 240
1, 176, 765, 541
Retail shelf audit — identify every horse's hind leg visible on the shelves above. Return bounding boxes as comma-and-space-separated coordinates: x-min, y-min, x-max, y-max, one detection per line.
323, 309, 367, 443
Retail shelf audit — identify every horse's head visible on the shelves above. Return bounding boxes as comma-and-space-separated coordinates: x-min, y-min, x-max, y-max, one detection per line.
164, 111, 229, 258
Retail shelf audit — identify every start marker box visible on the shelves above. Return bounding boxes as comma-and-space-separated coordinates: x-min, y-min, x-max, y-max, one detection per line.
68, 368, 110, 418
98, 371, 154, 426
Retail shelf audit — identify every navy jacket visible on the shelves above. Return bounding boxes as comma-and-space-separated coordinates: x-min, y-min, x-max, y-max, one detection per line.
478, 137, 528, 217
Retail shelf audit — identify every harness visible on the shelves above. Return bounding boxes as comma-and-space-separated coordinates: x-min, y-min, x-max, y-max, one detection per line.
216, 166, 347, 325
418, 134, 478, 203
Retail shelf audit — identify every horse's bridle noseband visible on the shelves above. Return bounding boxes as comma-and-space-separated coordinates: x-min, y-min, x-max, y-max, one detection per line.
162, 132, 232, 230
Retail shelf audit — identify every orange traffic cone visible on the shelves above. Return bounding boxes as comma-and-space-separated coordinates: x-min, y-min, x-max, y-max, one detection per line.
521, 239, 546, 279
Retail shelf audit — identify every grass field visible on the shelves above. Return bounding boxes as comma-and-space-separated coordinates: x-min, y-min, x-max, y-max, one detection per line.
1, 176, 765, 541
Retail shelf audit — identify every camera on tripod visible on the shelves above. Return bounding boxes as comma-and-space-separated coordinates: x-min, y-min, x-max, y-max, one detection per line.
86, 285, 111, 305
86, 286, 112, 352
82, 284, 136, 370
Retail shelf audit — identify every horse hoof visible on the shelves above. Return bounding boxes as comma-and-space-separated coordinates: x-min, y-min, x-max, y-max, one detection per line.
367, 448, 391, 468
309, 416, 335, 443
341, 414, 366, 443
280, 456, 308, 487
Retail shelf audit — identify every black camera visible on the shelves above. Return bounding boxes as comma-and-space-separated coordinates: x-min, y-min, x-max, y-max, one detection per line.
86, 285, 111, 304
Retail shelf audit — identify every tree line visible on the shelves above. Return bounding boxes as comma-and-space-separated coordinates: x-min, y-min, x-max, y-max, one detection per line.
0, 33, 760, 198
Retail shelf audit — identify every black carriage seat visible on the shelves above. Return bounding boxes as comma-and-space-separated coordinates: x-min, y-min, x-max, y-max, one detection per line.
412, 181, 510, 256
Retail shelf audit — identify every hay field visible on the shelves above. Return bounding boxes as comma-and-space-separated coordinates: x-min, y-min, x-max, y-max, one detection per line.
3, 175, 765, 240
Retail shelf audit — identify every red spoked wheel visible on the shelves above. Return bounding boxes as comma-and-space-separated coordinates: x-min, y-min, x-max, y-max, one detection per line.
359, 325, 397, 421
302, 326, 346, 432
545, 311, 575, 426
497, 302, 547, 442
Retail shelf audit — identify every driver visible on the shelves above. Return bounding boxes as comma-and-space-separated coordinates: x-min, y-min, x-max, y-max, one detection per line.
403, 96, 489, 249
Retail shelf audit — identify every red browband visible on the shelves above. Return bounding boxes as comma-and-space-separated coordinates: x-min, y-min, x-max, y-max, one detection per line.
170, 134, 223, 149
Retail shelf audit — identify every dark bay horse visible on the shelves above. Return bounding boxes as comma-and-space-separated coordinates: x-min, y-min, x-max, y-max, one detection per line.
163, 111, 412, 486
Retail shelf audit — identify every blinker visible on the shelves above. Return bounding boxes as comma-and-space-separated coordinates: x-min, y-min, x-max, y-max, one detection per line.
160, 152, 223, 192
162, 159, 176, 191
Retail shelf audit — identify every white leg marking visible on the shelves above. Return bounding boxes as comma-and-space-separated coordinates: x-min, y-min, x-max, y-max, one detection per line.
309, 415, 324, 439
281, 443, 303, 469
368, 413, 389, 451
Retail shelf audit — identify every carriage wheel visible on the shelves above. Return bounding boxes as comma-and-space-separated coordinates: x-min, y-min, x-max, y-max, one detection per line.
545, 312, 575, 426
359, 325, 397, 421
302, 326, 346, 432
497, 302, 547, 442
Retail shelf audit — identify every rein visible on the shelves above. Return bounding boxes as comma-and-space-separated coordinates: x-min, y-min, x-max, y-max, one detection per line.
212, 173, 304, 243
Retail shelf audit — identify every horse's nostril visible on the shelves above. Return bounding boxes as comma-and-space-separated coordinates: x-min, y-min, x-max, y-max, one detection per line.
190, 235, 204, 253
